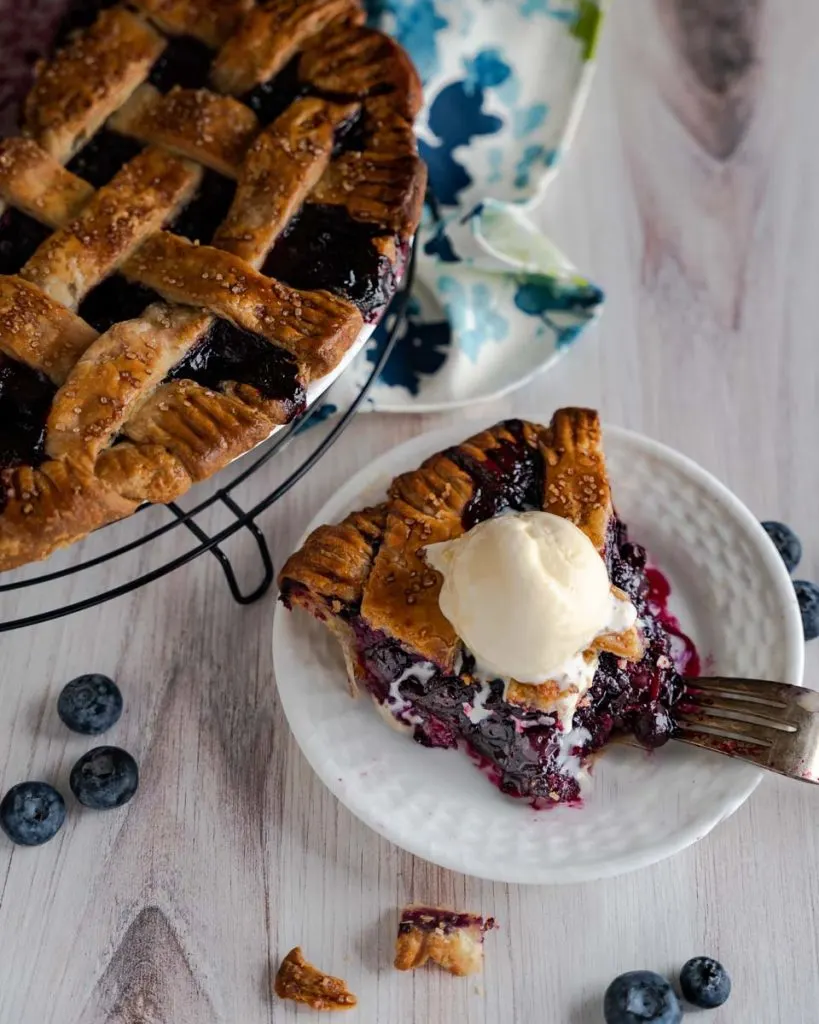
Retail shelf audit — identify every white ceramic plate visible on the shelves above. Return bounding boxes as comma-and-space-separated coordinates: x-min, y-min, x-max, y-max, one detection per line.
272, 422, 804, 884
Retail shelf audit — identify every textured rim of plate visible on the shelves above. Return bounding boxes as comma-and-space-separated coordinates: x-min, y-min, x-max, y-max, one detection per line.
273, 422, 804, 883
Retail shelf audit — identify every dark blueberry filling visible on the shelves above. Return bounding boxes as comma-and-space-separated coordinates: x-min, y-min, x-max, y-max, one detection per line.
149, 35, 214, 92
168, 318, 306, 414
242, 56, 306, 127
451, 420, 544, 529
351, 618, 591, 803
78, 275, 164, 334
350, 523, 687, 805
66, 128, 144, 188
0, 353, 56, 473
398, 908, 489, 935
169, 169, 236, 245
573, 522, 685, 757
262, 204, 395, 319
0, 209, 51, 275
332, 108, 368, 155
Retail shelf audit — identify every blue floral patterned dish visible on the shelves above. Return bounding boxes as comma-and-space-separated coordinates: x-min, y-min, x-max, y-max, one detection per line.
329, 0, 604, 412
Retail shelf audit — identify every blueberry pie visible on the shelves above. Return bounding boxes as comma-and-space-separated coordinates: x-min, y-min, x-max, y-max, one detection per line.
394, 906, 495, 976
279, 409, 695, 805
0, 0, 425, 569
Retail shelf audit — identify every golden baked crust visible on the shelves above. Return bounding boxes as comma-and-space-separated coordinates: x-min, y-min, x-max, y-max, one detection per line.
0, 276, 97, 383
123, 232, 363, 381
274, 947, 357, 1011
312, 149, 427, 237
109, 85, 261, 178
212, 0, 364, 96
0, 0, 424, 571
46, 305, 211, 465
122, 379, 283, 482
24, 8, 166, 162
129, 0, 253, 48
299, 23, 423, 119
280, 505, 386, 614
279, 410, 646, 688
0, 458, 137, 570
213, 98, 360, 266
0, 138, 94, 227
539, 405, 612, 553
394, 907, 494, 977
21, 147, 202, 310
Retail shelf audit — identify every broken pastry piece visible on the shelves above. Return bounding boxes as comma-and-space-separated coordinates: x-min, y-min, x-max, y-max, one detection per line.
394, 906, 495, 977
274, 947, 357, 1011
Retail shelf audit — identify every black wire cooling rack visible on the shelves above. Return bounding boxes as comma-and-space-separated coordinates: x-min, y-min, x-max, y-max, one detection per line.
0, 249, 417, 632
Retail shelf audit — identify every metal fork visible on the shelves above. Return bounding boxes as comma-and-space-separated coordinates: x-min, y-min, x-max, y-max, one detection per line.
674, 678, 819, 784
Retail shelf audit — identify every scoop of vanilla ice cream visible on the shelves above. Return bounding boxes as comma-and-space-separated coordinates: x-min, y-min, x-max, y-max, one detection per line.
424, 510, 616, 683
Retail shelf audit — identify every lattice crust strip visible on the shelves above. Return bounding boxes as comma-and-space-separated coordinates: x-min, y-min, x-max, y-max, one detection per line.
0, 0, 427, 570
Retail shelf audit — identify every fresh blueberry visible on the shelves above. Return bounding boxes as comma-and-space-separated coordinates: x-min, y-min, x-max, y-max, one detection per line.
57, 674, 123, 735
0, 782, 66, 846
794, 580, 819, 641
69, 747, 139, 810
633, 706, 674, 749
604, 971, 682, 1024
680, 956, 731, 1009
762, 521, 802, 573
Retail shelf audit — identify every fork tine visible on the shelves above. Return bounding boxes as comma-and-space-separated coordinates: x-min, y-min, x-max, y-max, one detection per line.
675, 710, 777, 747
679, 692, 798, 732
673, 678, 819, 783
688, 677, 793, 706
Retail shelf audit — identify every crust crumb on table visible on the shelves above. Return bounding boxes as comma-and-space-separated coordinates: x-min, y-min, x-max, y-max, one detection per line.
274, 946, 358, 1011
394, 906, 496, 977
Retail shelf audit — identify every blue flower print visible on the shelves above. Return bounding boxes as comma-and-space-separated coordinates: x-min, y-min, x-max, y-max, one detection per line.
463, 49, 512, 93
514, 145, 557, 189
487, 148, 504, 185
513, 103, 548, 139
513, 277, 604, 347
365, 0, 449, 82
419, 48, 512, 206
367, 300, 452, 395
424, 223, 460, 262
519, 0, 576, 22
296, 402, 338, 433
438, 276, 509, 362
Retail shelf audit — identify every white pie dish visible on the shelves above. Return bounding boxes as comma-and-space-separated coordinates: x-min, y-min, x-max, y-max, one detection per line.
272, 421, 804, 884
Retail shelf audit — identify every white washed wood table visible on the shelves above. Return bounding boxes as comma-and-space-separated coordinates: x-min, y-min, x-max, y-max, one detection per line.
1, 3, 818, 1021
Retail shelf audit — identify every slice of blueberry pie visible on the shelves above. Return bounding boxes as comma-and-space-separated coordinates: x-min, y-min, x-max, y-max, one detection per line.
0, 0, 425, 569
279, 409, 695, 805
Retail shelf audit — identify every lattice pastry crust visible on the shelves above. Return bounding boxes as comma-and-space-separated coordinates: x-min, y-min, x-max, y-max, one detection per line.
0, 0, 426, 570
279, 410, 645, 703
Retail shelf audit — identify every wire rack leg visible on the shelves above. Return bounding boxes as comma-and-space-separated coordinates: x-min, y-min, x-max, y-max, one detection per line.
167, 500, 275, 604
